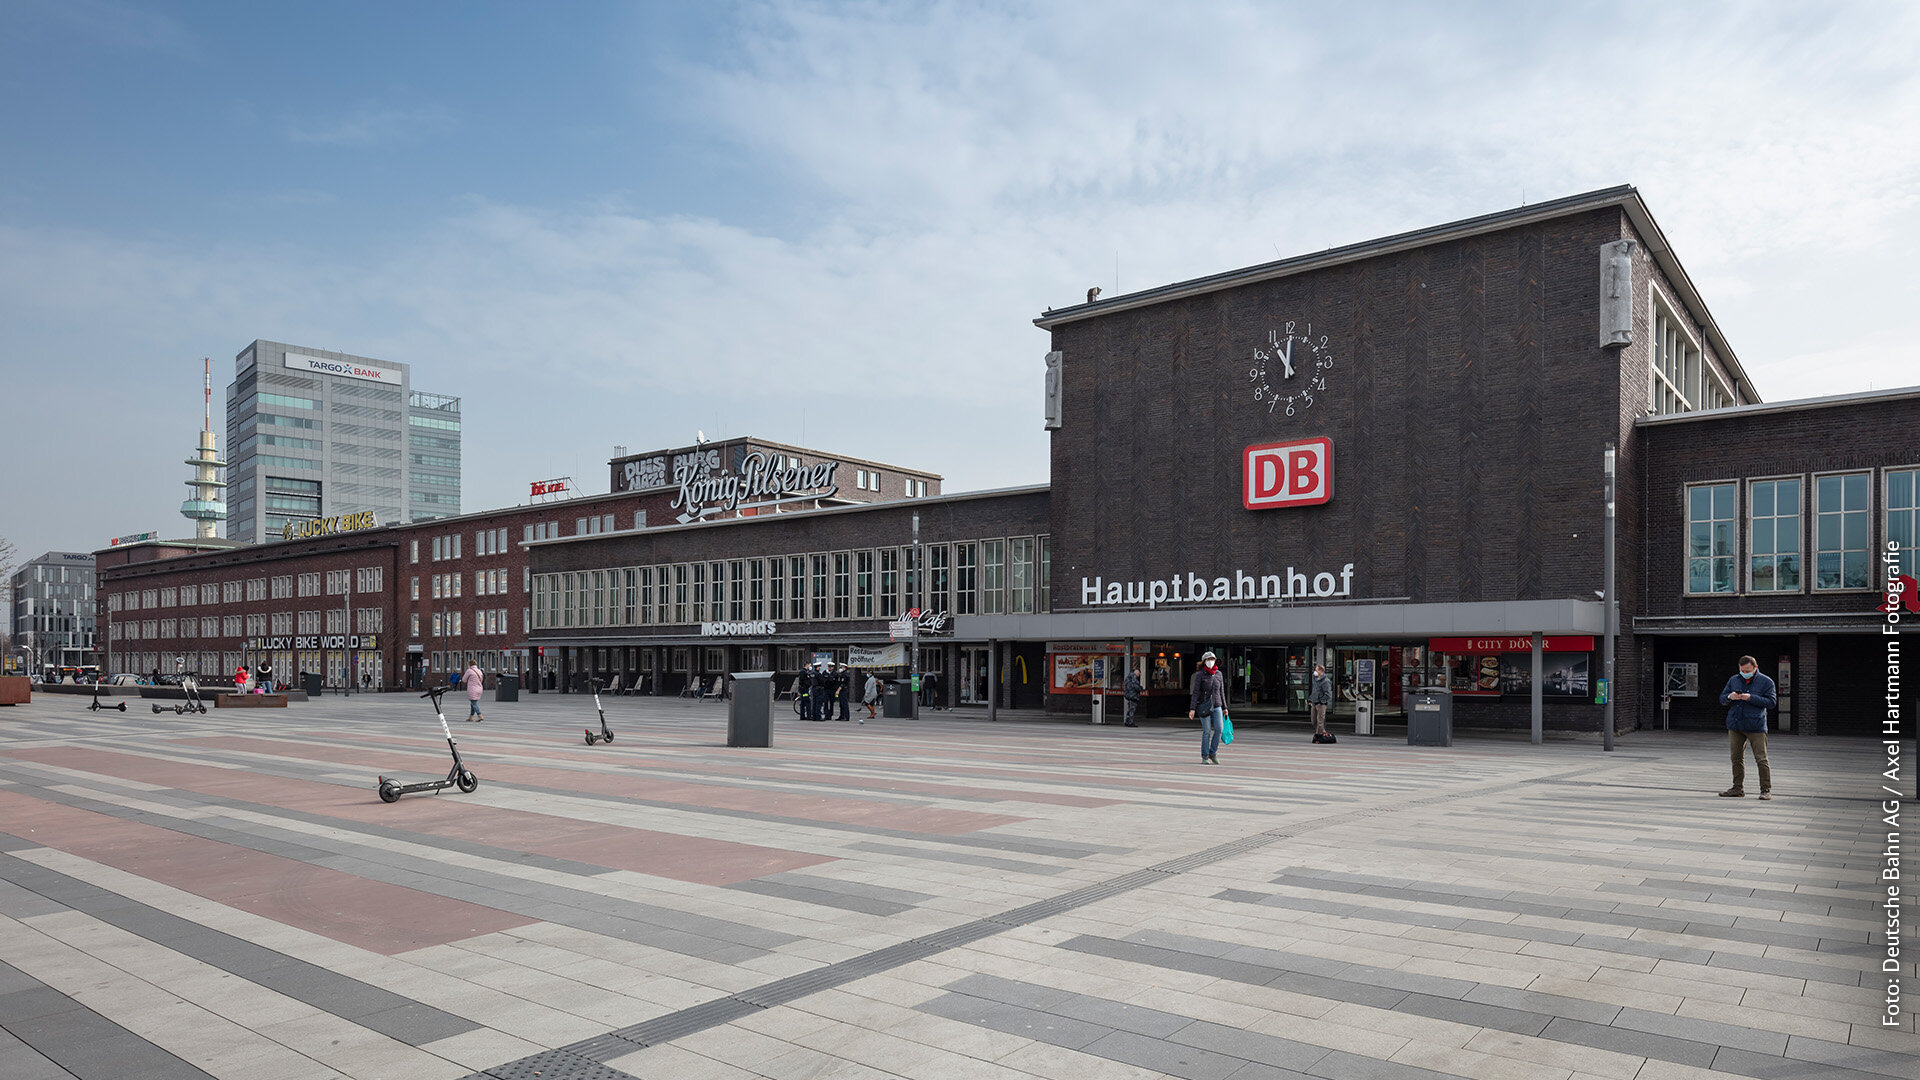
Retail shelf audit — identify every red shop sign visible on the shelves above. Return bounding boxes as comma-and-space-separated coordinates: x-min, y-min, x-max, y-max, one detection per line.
1243, 437, 1333, 509
1429, 636, 1596, 653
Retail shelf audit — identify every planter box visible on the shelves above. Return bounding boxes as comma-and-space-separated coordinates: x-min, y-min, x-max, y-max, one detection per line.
0, 677, 29, 705
215, 693, 288, 708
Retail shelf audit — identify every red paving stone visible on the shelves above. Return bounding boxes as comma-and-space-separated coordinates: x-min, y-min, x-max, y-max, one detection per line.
175, 736, 1033, 834
4, 746, 834, 885
0, 788, 533, 954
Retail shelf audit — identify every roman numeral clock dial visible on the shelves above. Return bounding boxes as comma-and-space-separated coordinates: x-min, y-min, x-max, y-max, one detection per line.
1249, 321, 1335, 416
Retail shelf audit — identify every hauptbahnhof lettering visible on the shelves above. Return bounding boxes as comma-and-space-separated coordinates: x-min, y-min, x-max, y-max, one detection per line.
95, 187, 1918, 735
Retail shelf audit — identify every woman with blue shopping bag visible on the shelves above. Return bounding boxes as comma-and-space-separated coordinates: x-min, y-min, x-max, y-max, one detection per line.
1187, 650, 1228, 765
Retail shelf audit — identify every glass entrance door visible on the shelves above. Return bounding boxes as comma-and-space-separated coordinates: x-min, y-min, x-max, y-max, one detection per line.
959, 647, 990, 703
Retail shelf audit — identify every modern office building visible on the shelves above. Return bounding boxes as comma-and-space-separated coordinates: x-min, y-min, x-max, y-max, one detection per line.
224, 340, 461, 543
8, 552, 98, 673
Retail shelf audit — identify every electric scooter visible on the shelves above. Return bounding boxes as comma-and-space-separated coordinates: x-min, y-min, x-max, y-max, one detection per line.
583, 678, 615, 745
152, 673, 208, 715
87, 683, 127, 711
377, 686, 479, 802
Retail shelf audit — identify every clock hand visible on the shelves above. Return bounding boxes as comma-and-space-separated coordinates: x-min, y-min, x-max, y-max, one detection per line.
1279, 335, 1295, 378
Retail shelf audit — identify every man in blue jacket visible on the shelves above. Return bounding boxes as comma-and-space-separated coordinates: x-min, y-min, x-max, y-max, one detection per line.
1718, 655, 1776, 800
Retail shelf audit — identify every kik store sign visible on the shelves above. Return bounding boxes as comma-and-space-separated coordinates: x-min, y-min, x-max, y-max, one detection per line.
618, 448, 841, 523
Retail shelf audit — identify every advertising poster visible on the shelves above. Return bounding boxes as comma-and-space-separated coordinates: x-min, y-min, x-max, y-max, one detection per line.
1663, 662, 1700, 697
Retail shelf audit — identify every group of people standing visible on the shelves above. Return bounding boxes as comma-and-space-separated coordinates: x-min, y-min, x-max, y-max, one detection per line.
797, 661, 881, 722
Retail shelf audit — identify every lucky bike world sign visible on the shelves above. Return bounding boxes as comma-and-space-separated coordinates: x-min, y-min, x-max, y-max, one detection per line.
1244, 437, 1333, 509
660, 451, 840, 523
281, 511, 379, 541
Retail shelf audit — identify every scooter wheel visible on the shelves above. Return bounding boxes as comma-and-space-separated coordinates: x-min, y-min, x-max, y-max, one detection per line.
455, 770, 479, 793
152, 704, 164, 714
585, 730, 597, 745
117, 702, 127, 711
602, 732, 614, 743
378, 782, 401, 804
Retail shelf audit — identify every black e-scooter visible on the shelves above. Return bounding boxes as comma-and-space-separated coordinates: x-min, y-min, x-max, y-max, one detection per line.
152, 672, 208, 715
88, 683, 127, 711
584, 678, 616, 745
377, 686, 479, 802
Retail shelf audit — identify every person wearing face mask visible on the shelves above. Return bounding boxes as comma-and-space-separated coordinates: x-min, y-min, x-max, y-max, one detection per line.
1188, 650, 1227, 764
1718, 655, 1777, 799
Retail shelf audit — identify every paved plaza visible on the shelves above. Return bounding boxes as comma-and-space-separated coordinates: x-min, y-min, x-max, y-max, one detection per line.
0, 691, 1908, 1080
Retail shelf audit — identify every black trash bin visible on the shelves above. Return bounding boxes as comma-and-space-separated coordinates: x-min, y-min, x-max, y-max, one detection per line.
495, 674, 519, 703
1407, 688, 1453, 746
882, 679, 918, 719
301, 672, 323, 697
728, 672, 774, 747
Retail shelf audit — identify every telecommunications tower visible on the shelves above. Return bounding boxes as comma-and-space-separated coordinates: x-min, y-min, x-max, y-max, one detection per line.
180, 358, 228, 538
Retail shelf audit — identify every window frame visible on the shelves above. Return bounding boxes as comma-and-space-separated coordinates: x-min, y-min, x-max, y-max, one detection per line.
1684, 480, 1740, 596
1812, 470, 1875, 593
1746, 475, 1804, 594
1887, 465, 1920, 581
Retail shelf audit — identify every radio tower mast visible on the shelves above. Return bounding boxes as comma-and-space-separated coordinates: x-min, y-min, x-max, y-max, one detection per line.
180, 358, 228, 538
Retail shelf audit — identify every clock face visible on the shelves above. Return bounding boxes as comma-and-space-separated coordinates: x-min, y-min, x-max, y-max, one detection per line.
1248, 320, 1335, 417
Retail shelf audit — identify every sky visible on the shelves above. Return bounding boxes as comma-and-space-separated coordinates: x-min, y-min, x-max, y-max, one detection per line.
3, 0, 1919, 589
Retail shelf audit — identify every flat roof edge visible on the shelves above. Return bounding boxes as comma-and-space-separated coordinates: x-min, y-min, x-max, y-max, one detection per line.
1635, 384, 1920, 426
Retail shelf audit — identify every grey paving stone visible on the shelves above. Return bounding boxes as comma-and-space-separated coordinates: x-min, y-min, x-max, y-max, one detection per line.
1539, 1016, 1718, 1069
721, 877, 912, 916
1569, 933, 1718, 965
919, 994, 1113, 1050
1331, 963, 1477, 1000
944, 972, 1073, 1011
1046, 992, 1195, 1039
355, 1001, 485, 1045
0, 1026, 73, 1080
1170, 1019, 1332, 1073
0, 961, 46, 996
1226, 1062, 1319, 1080
0, 986, 85, 1024
0, 831, 41, 852
761, 871, 934, 906
1059, 934, 1296, 987
1460, 984, 1622, 1025
1390, 992, 1551, 1036
1303, 1048, 1479, 1080
7, 1011, 215, 1080
1783, 1034, 1920, 1080
1710, 1044, 1889, 1080
1706, 950, 1864, 987
1612, 1006, 1788, 1056
846, 839, 1069, 875
1081, 1028, 1247, 1080
1265, 971, 1410, 1010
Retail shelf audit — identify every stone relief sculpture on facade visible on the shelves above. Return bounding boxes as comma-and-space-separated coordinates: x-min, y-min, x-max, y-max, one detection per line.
1600, 239, 1637, 347
1044, 350, 1063, 430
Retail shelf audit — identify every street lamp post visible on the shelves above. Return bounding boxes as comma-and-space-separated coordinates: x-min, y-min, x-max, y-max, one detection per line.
1602, 443, 1617, 752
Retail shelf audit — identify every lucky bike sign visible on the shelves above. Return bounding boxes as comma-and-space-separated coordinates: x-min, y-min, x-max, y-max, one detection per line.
1243, 436, 1333, 509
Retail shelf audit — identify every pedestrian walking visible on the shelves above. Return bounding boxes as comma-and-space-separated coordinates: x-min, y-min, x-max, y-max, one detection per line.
1122, 667, 1142, 726
1308, 663, 1332, 735
863, 672, 880, 720
1718, 655, 1776, 799
234, 663, 250, 692
463, 662, 486, 722
1188, 650, 1227, 765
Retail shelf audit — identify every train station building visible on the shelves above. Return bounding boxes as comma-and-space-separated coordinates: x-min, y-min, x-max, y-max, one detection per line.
94, 187, 1918, 736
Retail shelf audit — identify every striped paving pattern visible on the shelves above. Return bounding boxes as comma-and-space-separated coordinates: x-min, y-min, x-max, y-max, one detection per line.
0, 692, 1904, 1079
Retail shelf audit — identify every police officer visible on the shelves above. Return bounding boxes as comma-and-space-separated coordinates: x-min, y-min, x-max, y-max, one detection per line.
809, 662, 831, 721
797, 663, 817, 720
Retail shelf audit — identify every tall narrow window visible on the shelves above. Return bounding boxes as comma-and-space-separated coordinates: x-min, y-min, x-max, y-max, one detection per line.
691, 563, 707, 622
879, 548, 900, 618
1686, 483, 1737, 594
856, 551, 875, 618
832, 553, 851, 619
927, 544, 950, 614
1037, 536, 1050, 613
1010, 537, 1035, 613
955, 542, 978, 615
1814, 473, 1871, 590
562, 573, 576, 626
788, 555, 806, 621
748, 559, 766, 621
728, 560, 744, 621
981, 539, 1006, 614
1749, 478, 1801, 593
592, 570, 607, 626
1890, 469, 1919, 579
811, 555, 829, 620
673, 564, 689, 624
637, 567, 653, 625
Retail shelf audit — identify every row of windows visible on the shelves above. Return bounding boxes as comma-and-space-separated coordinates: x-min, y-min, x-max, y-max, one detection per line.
109, 609, 382, 641
409, 414, 462, 432
531, 537, 1049, 630
109, 567, 380, 614
1684, 468, 1917, 594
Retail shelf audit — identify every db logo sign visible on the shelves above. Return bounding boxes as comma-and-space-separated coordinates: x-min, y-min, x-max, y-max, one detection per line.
1243, 437, 1333, 509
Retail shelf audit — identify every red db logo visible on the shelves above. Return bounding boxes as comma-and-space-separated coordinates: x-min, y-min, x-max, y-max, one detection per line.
1243, 437, 1333, 510
1885, 574, 1919, 615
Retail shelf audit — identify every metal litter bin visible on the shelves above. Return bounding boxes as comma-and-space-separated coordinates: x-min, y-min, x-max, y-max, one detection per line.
883, 679, 918, 718
1353, 697, 1374, 736
302, 672, 323, 697
1406, 688, 1453, 746
728, 671, 774, 747
494, 674, 519, 703
1089, 694, 1105, 725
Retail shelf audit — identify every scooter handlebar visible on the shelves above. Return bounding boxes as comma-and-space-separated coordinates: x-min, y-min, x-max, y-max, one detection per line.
421, 686, 449, 700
